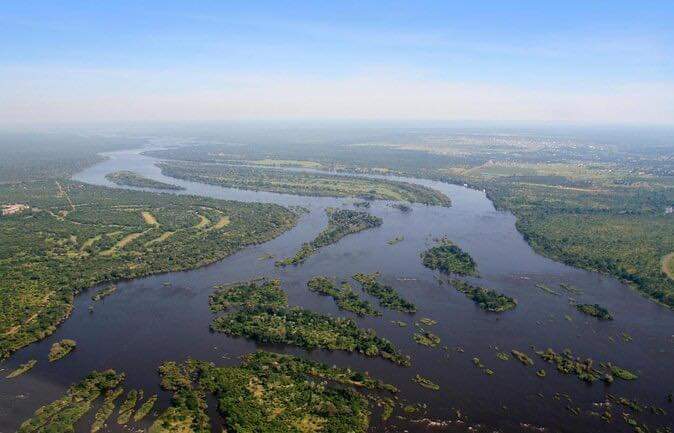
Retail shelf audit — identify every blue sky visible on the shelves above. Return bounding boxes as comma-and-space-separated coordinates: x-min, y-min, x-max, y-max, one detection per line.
1, 1, 673, 124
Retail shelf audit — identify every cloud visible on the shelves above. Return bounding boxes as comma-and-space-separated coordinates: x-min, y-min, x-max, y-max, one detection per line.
1, 66, 673, 125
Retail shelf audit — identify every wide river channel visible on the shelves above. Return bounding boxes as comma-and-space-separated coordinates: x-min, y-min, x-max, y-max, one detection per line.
1, 147, 673, 433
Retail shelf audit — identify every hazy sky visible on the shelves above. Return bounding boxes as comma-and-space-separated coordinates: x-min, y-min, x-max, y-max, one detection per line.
1, 1, 673, 125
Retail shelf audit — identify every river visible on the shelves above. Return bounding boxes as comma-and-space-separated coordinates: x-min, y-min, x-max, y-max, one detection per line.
1, 147, 672, 433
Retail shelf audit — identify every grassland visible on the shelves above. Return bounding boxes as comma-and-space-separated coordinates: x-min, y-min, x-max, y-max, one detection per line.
153, 352, 396, 433
157, 160, 451, 205
0, 180, 298, 359
105, 170, 184, 190
276, 208, 382, 266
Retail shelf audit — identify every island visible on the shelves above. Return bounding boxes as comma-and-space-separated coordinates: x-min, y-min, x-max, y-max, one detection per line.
105, 170, 184, 190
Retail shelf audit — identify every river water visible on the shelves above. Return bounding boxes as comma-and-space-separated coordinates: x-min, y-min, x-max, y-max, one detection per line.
1, 148, 672, 433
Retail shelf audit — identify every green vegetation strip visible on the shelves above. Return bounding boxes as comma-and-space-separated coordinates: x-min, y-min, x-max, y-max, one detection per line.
17, 369, 125, 433
422, 240, 477, 276
276, 208, 382, 266
5, 359, 37, 378
352, 273, 416, 313
91, 387, 124, 433
450, 280, 517, 312
536, 348, 638, 384
412, 331, 441, 348
212, 307, 409, 366
413, 374, 440, 391
152, 351, 396, 433
157, 160, 451, 205
105, 170, 184, 190
91, 284, 117, 302
133, 394, 157, 422
576, 303, 614, 320
0, 180, 297, 359
307, 276, 380, 316
117, 389, 140, 424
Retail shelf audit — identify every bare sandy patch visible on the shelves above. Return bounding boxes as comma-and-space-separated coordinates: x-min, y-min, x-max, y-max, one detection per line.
141, 211, 158, 225
662, 252, 674, 281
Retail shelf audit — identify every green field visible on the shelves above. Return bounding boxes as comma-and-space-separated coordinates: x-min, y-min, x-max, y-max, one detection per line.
0, 180, 297, 359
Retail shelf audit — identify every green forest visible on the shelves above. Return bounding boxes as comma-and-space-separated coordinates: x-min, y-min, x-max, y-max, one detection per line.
422, 241, 477, 276
152, 351, 396, 433
0, 180, 297, 359
209, 278, 409, 366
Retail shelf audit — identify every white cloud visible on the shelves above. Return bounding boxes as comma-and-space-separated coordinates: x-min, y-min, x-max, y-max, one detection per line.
1, 66, 673, 125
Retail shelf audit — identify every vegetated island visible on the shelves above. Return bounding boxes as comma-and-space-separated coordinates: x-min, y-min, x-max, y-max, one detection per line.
17, 369, 125, 433
209, 279, 410, 366
91, 284, 117, 302
151, 351, 397, 433
413, 374, 440, 391
210, 278, 287, 312
276, 208, 382, 266
307, 276, 380, 316
450, 279, 517, 313
0, 180, 297, 360
576, 303, 614, 320
422, 240, 477, 276
6, 359, 37, 378
48, 338, 77, 362
536, 348, 638, 383
91, 387, 125, 433
157, 160, 451, 206
352, 272, 416, 313
413, 331, 441, 348
105, 170, 184, 190
148, 141, 674, 309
